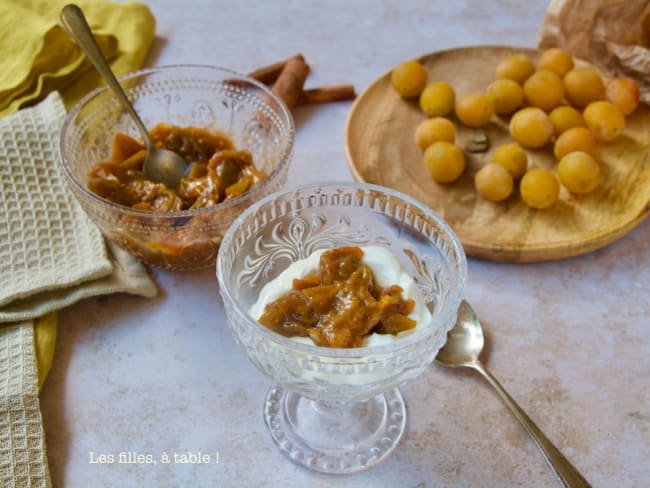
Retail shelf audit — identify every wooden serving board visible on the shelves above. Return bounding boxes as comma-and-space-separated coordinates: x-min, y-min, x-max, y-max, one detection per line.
345, 45, 650, 263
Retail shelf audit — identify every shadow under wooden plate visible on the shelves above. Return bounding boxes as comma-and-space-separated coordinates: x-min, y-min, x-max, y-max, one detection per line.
345, 45, 650, 263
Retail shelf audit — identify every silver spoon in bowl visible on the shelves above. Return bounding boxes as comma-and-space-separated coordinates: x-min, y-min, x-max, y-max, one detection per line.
60, 4, 188, 189
436, 300, 591, 488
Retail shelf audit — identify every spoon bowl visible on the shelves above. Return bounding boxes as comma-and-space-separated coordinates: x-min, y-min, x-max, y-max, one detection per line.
436, 300, 591, 488
60, 4, 187, 188
435, 300, 484, 367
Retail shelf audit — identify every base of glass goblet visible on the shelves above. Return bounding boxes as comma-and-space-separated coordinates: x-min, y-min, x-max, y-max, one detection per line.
263, 386, 406, 474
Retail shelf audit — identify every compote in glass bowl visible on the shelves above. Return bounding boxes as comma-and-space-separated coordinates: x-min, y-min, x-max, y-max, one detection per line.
59, 65, 294, 270
216, 182, 467, 474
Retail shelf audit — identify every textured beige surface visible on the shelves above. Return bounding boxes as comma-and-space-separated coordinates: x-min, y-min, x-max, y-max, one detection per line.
38, 1, 650, 487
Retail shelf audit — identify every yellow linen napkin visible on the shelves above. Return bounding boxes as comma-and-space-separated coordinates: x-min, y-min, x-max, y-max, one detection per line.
0, 0, 155, 117
33, 315, 56, 390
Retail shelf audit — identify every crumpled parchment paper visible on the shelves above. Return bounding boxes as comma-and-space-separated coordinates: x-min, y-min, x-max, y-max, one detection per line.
538, 0, 650, 104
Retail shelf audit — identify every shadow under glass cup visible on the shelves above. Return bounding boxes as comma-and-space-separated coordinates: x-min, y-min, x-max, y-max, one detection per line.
216, 181, 467, 474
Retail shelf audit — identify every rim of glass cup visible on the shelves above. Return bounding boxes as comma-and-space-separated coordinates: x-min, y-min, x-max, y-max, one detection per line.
58, 64, 295, 218
216, 181, 468, 358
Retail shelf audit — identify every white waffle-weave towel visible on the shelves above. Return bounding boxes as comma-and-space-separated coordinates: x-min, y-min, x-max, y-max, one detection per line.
0, 92, 157, 487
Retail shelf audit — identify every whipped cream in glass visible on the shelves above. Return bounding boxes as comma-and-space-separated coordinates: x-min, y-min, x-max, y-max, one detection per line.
249, 246, 432, 347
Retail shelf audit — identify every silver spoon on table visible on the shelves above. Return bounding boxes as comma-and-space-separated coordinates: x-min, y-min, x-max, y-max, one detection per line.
436, 300, 591, 488
60, 4, 188, 189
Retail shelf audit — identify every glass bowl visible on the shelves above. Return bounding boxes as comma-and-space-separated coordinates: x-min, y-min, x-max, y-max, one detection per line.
59, 65, 294, 271
216, 182, 467, 474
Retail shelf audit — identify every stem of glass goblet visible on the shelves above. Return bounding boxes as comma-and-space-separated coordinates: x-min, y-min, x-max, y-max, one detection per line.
309, 398, 355, 416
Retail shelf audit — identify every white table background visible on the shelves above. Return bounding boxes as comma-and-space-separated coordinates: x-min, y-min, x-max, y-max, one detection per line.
40, 1, 650, 487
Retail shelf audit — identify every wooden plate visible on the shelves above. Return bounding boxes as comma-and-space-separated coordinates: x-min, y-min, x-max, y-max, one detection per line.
345, 45, 650, 262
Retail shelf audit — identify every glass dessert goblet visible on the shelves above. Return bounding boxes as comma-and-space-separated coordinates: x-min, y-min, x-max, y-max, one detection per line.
216, 182, 467, 474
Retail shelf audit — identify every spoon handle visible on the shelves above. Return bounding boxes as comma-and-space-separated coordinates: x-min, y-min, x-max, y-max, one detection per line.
473, 362, 591, 488
60, 4, 152, 147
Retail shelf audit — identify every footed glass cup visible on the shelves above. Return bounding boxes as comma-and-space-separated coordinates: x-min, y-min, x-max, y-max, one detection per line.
216, 182, 467, 474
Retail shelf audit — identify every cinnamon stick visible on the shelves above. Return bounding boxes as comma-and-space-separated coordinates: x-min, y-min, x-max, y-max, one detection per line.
298, 84, 356, 105
271, 55, 311, 109
248, 54, 303, 84
248, 56, 356, 106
